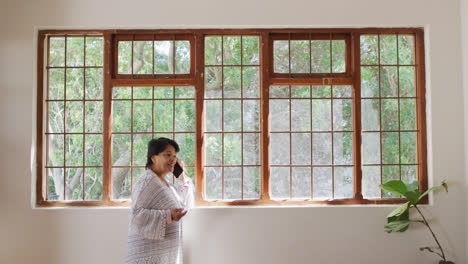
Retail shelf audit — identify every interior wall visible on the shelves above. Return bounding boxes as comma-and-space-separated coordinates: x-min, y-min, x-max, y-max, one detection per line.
0, 0, 466, 263
461, 0, 468, 261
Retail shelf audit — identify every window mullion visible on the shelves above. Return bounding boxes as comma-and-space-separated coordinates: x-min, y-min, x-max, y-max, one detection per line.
102, 32, 113, 201
352, 32, 363, 200
195, 33, 205, 202
261, 32, 271, 201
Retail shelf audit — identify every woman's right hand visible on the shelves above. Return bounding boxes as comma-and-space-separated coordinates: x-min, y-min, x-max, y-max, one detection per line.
170, 208, 187, 222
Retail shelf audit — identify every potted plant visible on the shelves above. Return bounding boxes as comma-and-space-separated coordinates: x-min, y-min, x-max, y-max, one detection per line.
379, 180, 453, 264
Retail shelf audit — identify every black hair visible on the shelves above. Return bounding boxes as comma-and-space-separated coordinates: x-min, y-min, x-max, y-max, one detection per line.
145, 137, 180, 169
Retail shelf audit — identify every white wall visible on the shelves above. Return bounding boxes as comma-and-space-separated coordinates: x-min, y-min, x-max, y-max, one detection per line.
0, 0, 466, 263
461, 0, 468, 262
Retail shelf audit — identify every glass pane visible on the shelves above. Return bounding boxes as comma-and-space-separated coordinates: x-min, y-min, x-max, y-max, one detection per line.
84, 167, 103, 201
224, 167, 242, 200
243, 100, 260, 132
66, 68, 84, 99
360, 35, 378, 65
312, 99, 331, 131
67, 37, 84, 67
175, 86, 195, 99
205, 167, 222, 200
205, 134, 222, 165
175, 41, 190, 74
269, 85, 289, 98
291, 86, 310, 98
175, 133, 196, 167
175, 100, 195, 132
243, 133, 260, 165
270, 99, 290, 132
118, 41, 131, 74
205, 67, 222, 98
48, 134, 64, 167
242, 36, 259, 65
243, 67, 259, 98
85, 37, 103, 67
399, 66, 416, 97
154, 86, 173, 99
155, 41, 174, 74
223, 67, 241, 98
133, 167, 146, 187
48, 101, 64, 133
112, 134, 131, 166
84, 134, 102, 167
270, 167, 290, 199
154, 100, 173, 132
49, 37, 65, 67
85, 68, 103, 99
382, 132, 399, 164
332, 40, 345, 73
313, 167, 332, 200
333, 99, 353, 131
312, 133, 332, 165
205, 100, 222, 132
361, 66, 379, 98
311, 40, 330, 73
361, 99, 380, 131
312, 85, 331, 98
224, 100, 241, 132
223, 36, 241, 65
133, 100, 152, 132
291, 100, 311, 131
401, 132, 417, 164
382, 166, 400, 198
380, 35, 397, 65
66, 168, 83, 200
381, 66, 398, 97
333, 85, 352, 98
270, 133, 290, 165
274, 41, 289, 73
224, 133, 242, 165
112, 87, 131, 99
291, 133, 311, 165
334, 167, 353, 199
333, 132, 353, 165
290, 40, 310, 73
243, 167, 260, 199
47, 168, 63, 200
362, 166, 381, 198
292, 167, 311, 199
381, 99, 398, 131
133, 86, 152, 99
362, 132, 380, 164
133, 134, 152, 167
205, 36, 222, 65
49, 68, 65, 100
133, 41, 153, 74
112, 167, 131, 199
112, 101, 132, 133
400, 99, 416, 130
398, 35, 415, 65
401, 165, 417, 185
65, 135, 83, 166
66, 101, 84, 133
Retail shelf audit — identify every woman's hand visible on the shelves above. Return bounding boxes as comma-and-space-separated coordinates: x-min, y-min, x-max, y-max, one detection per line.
170, 208, 187, 222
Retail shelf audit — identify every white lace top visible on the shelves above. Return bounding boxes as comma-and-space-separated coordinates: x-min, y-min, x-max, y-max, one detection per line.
125, 169, 194, 264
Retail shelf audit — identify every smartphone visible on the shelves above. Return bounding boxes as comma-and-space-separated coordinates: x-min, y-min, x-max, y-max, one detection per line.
173, 161, 184, 178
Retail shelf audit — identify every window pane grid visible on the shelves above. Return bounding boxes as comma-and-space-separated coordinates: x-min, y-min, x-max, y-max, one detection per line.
360, 34, 419, 199
46, 35, 104, 201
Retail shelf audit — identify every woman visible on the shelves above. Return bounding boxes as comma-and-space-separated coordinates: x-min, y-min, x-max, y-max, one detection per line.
126, 137, 194, 264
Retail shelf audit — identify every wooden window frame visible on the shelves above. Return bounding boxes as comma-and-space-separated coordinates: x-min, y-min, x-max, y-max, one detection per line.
36, 28, 427, 207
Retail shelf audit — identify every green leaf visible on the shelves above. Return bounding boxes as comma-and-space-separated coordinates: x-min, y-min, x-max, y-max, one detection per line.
420, 247, 443, 259
379, 180, 408, 196
441, 181, 448, 192
384, 220, 410, 233
418, 181, 448, 203
404, 190, 421, 204
386, 209, 410, 233
387, 201, 410, 218
405, 180, 419, 191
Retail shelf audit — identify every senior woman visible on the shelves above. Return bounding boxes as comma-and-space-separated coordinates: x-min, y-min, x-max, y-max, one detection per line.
126, 137, 194, 264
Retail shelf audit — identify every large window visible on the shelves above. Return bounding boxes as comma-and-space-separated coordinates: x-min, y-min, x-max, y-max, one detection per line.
36, 29, 427, 206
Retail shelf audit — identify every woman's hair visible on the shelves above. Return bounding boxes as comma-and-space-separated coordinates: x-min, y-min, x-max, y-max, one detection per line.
145, 137, 180, 169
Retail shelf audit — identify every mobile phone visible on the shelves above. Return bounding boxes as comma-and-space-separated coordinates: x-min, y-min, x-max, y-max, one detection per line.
173, 161, 184, 178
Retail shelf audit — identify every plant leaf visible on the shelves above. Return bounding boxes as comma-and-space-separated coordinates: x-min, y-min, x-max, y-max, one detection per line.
418, 181, 448, 203
404, 190, 421, 204
379, 180, 408, 196
387, 201, 410, 218
420, 247, 443, 259
405, 181, 419, 192
441, 181, 448, 192
384, 220, 410, 233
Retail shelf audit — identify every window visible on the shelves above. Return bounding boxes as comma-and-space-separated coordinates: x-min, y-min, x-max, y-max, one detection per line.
36, 28, 427, 206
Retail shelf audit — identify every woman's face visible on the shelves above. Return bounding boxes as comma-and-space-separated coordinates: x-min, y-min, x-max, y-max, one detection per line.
151, 145, 177, 176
